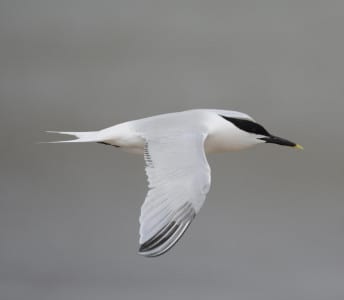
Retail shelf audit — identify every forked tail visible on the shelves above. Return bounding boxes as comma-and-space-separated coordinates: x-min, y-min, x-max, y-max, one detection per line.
44, 131, 102, 143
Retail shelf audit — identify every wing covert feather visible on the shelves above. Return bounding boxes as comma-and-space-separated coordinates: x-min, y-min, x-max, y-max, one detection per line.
138, 133, 211, 257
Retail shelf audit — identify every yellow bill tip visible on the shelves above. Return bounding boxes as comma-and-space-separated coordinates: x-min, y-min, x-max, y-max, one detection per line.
294, 144, 304, 150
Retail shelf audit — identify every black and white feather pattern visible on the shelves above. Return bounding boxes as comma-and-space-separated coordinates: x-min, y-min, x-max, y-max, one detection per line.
138, 133, 211, 257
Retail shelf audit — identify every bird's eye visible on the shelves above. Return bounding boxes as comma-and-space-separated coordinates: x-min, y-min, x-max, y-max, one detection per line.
220, 116, 271, 136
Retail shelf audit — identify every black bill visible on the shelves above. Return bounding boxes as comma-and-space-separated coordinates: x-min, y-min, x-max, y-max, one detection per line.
259, 136, 303, 149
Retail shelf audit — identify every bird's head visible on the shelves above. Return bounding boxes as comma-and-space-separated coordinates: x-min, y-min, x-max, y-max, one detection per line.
220, 114, 303, 150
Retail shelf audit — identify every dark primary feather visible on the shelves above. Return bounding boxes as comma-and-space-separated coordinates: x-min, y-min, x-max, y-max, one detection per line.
138, 202, 196, 257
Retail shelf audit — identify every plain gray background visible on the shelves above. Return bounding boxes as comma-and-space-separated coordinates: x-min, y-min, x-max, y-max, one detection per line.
1, 0, 343, 299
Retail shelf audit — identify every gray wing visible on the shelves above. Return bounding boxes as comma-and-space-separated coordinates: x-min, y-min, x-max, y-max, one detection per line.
138, 133, 211, 257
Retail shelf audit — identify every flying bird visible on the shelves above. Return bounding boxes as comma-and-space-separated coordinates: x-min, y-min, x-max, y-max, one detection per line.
46, 109, 303, 257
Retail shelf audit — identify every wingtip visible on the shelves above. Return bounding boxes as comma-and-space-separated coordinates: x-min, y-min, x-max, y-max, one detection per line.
137, 209, 196, 258
137, 246, 160, 258
137, 244, 169, 258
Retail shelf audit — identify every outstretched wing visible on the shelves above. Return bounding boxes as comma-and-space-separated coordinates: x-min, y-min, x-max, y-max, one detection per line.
138, 133, 211, 257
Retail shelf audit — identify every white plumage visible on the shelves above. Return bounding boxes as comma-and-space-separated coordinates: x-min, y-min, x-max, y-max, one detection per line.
46, 109, 302, 257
